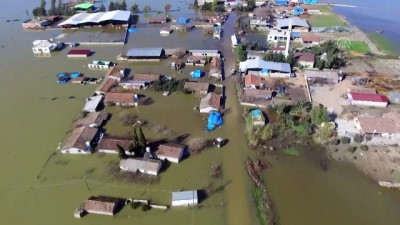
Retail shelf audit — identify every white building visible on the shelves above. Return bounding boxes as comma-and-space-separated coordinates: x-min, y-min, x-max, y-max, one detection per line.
60, 126, 98, 154
250, 19, 270, 31
119, 158, 162, 176
255, 0, 267, 6
276, 17, 310, 32
188, 49, 220, 58
347, 92, 389, 108
32, 40, 62, 54
83, 95, 104, 113
267, 29, 290, 43
172, 190, 198, 207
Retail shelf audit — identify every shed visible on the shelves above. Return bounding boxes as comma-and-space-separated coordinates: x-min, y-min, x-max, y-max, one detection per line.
95, 79, 118, 95
83, 196, 120, 216
97, 136, 133, 154
184, 82, 210, 94
172, 190, 198, 207
104, 92, 139, 107
126, 48, 165, 60
76, 111, 109, 128
83, 95, 103, 112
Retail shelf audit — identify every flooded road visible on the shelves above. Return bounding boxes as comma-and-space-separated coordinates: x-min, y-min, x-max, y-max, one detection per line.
0, 1, 400, 225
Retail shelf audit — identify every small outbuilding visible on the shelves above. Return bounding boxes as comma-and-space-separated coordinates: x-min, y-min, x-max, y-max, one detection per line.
83, 95, 104, 112
156, 143, 186, 163
97, 136, 133, 154
104, 92, 139, 107
126, 48, 165, 61
119, 158, 162, 176
76, 111, 109, 128
347, 92, 389, 108
172, 190, 198, 207
83, 196, 121, 216
67, 49, 91, 57
200, 93, 221, 113
184, 82, 210, 94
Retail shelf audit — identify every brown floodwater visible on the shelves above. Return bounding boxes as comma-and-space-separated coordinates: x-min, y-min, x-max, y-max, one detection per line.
0, 1, 400, 225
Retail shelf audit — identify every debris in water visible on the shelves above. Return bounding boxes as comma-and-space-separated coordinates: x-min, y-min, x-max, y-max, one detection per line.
320, 158, 328, 172
6, 20, 11, 22
69, 96, 75, 99
51, 97, 58, 101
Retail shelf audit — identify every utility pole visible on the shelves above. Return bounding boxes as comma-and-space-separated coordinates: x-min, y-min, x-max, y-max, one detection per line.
284, 18, 292, 58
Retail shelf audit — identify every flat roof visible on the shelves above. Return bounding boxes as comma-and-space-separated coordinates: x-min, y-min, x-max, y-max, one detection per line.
83, 95, 103, 112
74, 3, 94, 9
126, 48, 163, 57
239, 58, 291, 73
277, 17, 309, 28
68, 49, 91, 55
58, 10, 131, 26
172, 190, 198, 201
189, 49, 219, 54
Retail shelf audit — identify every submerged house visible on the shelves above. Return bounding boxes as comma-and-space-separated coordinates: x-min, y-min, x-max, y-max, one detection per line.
119, 158, 162, 176
95, 79, 118, 95
133, 73, 161, 83
83, 95, 104, 113
126, 48, 165, 61
75, 111, 109, 128
104, 65, 128, 81
172, 190, 198, 207
188, 49, 220, 58
32, 40, 63, 54
209, 57, 222, 79
200, 93, 221, 113
104, 92, 139, 107
60, 126, 98, 154
184, 82, 210, 95
83, 196, 121, 216
156, 143, 186, 163
186, 56, 208, 66
97, 136, 133, 154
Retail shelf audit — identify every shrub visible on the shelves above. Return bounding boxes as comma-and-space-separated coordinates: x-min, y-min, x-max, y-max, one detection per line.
353, 134, 363, 143
341, 136, 351, 144
360, 145, 368, 151
347, 146, 357, 153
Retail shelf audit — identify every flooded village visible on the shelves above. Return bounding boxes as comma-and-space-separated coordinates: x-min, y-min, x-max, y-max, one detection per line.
2, 0, 400, 225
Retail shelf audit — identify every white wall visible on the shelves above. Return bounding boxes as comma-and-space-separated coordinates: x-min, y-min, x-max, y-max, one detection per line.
351, 100, 388, 108
200, 107, 218, 113
61, 148, 91, 154
172, 199, 198, 207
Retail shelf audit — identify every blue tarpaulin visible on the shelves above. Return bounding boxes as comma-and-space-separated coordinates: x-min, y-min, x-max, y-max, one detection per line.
57, 73, 67, 78
303, 0, 318, 4
191, 70, 204, 78
261, 68, 269, 73
207, 111, 223, 131
291, 32, 301, 38
274, 0, 288, 6
128, 28, 138, 33
293, 6, 304, 16
177, 17, 189, 24
252, 110, 262, 117
70, 72, 81, 78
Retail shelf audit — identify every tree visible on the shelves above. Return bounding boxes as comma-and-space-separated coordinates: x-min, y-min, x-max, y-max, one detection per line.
247, 0, 256, 11
313, 123, 336, 145
130, 4, 139, 13
117, 144, 128, 159
137, 125, 147, 149
310, 106, 329, 125
131, 127, 145, 157
211, 0, 217, 11
235, 44, 247, 62
143, 5, 151, 13
121, 0, 127, 11
48, 0, 56, 15
109, 2, 115, 11
164, 3, 172, 12
57, 0, 62, 15
99, 3, 106, 12
194, 0, 199, 9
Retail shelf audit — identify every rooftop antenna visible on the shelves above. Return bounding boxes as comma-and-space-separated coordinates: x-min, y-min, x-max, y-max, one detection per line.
284, 18, 292, 58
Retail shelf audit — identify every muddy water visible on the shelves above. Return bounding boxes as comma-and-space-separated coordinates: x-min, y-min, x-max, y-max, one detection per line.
1, 1, 400, 225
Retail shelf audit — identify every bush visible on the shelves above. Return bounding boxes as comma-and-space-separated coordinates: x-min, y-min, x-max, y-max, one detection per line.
360, 145, 368, 151
353, 134, 363, 143
347, 146, 357, 153
188, 137, 212, 154
341, 136, 351, 144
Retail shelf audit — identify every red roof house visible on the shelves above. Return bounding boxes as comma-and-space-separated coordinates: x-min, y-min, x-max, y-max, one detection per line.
244, 74, 262, 89
347, 92, 389, 107
67, 49, 91, 57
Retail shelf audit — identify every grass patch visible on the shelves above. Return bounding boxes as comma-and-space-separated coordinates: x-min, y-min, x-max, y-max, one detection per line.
283, 147, 301, 156
292, 124, 309, 136
254, 187, 268, 225
308, 14, 347, 27
347, 41, 370, 53
368, 33, 396, 55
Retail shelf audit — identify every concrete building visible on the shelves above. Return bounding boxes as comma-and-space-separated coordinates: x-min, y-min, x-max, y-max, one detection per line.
347, 92, 389, 108
267, 29, 291, 43
156, 143, 186, 163
244, 74, 263, 89
294, 52, 315, 68
104, 65, 128, 81
97, 137, 133, 154
354, 117, 400, 139
250, 19, 270, 31
104, 92, 139, 107
60, 126, 98, 154
75, 112, 109, 128
126, 48, 165, 61
95, 79, 118, 95
88, 61, 113, 70
172, 190, 198, 207
119, 80, 148, 90
32, 40, 63, 54
119, 158, 162, 176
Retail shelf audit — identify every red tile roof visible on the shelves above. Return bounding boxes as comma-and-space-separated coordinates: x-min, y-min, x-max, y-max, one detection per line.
104, 92, 136, 104
67, 49, 91, 55
294, 52, 315, 62
245, 74, 262, 87
301, 34, 320, 43
350, 92, 389, 103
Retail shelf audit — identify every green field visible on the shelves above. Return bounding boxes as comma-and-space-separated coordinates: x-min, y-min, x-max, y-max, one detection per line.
368, 33, 396, 55
347, 41, 370, 53
308, 14, 347, 27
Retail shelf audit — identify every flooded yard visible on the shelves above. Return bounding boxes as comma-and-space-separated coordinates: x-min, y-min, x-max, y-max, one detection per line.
1, 1, 400, 225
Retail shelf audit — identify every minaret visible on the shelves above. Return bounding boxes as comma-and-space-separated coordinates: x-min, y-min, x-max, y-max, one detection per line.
284, 18, 292, 58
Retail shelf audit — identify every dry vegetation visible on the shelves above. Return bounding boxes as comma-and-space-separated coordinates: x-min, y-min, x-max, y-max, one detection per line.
188, 137, 213, 154
151, 124, 175, 136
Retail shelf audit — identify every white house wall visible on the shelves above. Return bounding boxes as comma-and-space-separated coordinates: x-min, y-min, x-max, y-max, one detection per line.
172, 199, 198, 207
61, 148, 91, 154
350, 100, 388, 108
